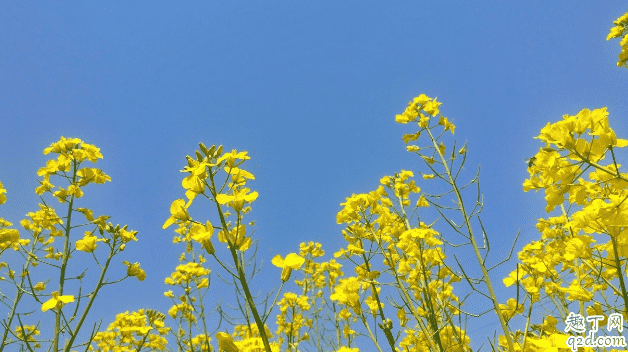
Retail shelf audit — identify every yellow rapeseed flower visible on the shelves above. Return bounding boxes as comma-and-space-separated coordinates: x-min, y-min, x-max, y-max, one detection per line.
123, 261, 146, 281
41, 292, 75, 312
272, 253, 305, 281
163, 199, 191, 229
76, 232, 99, 252
216, 332, 239, 352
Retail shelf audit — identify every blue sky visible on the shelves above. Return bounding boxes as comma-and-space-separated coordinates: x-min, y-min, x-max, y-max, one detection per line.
1, 1, 627, 350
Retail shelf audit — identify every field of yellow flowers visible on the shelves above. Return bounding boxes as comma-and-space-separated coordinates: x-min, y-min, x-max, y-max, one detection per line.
1, 10, 628, 352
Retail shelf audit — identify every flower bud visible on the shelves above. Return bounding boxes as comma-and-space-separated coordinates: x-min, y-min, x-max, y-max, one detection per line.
281, 267, 293, 282
201, 238, 215, 255
199, 142, 208, 155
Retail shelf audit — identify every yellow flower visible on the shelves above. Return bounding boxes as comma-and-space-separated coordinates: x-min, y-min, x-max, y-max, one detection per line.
607, 25, 625, 40
35, 175, 53, 195
225, 167, 255, 185
586, 302, 608, 326
527, 333, 569, 351
163, 199, 191, 229
503, 266, 527, 287
181, 160, 209, 199
337, 347, 359, 352
216, 188, 259, 213
330, 277, 362, 314
217, 224, 251, 251
216, 149, 250, 168
299, 241, 325, 258
423, 98, 442, 116
190, 221, 215, 255
215, 332, 239, 352
119, 326, 152, 335
417, 195, 430, 207
498, 298, 525, 319
76, 142, 103, 162
76, 167, 111, 186
123, 261, 146, 281
402, 132, 421, 144
0, 229, 19, 244
0, 181, 7, 205
43, 136, 82, 155
421, 155, 435, 165
75, 207, 95, 221
559, 282, 593, 302
418, 113, 430, 128
53, 187, 69, 203
272, 253, 305, 281
437, 142, 446, 155
540, 316, 558, 334
118, 226, 138, 243
41, 292, 75, 312
397, 308, 408, 327
76, 232, 99, 252
67, 184, 83, 198
15, 325, 40, 341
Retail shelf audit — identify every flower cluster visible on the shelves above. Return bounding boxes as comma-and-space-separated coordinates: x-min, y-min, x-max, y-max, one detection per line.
90, 309, 169, 351
607, 12, 628, 67
5, 71, 628, 351
275, 292, 312, 348
331, 114, 470, 348
162, 143, 277, 351
0, 137, 146, 351
497, 103, 628, 349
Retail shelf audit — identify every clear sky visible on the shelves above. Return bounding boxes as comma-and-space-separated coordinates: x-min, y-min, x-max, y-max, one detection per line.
1, 1, 627, 350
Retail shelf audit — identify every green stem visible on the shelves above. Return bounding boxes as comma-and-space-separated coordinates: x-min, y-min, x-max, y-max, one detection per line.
610, 235, 628, 319
195, 269, 212, 352
54, 160, 78, 352
521, 298, 533, 352
208, 168, 272, 352
360, 252, 397, 351
426, 127, 516, 351
64, 238, 116, 352
359, 313, 384, 352
393, 194, 440, 352
0, 242, 36, 352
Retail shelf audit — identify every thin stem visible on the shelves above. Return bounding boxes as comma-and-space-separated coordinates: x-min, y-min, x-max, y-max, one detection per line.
64, 238, 117, 352
0, 241, 36, 352
521, 297, 533, 352
360, 252, 397, 351
610, 235, 628, 319
262, 281, 284, 324
208, 168, 272, 352
426, 127, 515, 351
392, 199, 439, 352
359, 313, 384, 352
54, 159, 79, 352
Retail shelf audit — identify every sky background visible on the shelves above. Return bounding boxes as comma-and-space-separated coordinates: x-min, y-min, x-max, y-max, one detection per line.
1, 1, 627, 350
